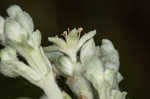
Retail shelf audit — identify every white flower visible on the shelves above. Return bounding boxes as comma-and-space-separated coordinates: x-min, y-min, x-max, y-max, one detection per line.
0, 4, 128, 99
48, 28, 96, 61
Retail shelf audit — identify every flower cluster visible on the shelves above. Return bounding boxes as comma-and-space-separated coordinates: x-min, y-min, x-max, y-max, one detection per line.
0, 5, 127, 99
45, 28, 127, 99
0, 5, 64, 99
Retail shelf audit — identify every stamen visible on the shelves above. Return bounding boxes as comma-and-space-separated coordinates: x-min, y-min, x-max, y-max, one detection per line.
67, 28, 70, 33
78, 27, 83, 33
98, 52, 102, 57
55, 35, 58, 38
78, 27, 83, 38
63, 31, 68, 36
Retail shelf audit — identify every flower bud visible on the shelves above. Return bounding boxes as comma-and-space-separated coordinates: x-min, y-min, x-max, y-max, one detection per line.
15, 11, 34, 33
4, 18, 27, 42
7, 5, 22, 17
0, 61, 19, 78
0, 46, 18, 78
27, 30, 41, 48
101, 39, 115, 55
0, 46, 17, 61
101, 39, 120, 71
7, 5, 34, 35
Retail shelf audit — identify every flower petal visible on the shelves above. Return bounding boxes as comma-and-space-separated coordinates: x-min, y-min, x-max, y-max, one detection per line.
78, 30, 96, 50
80, 39, 96, 63
27, 29, 41, 49
13, 61, 41, 82
48, 37, 66, 49
66, 28, 79, 46
44, 45, 59, 52
57, 56, 74, 76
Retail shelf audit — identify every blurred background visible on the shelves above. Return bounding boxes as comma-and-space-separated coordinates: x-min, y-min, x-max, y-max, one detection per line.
0, 0, 149, 99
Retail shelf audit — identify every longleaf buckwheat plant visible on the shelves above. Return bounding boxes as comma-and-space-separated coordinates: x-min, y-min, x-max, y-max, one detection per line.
0, 5, 127, 99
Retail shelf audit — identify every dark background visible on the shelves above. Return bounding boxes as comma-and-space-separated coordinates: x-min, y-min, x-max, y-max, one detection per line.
0, 0, 149, 99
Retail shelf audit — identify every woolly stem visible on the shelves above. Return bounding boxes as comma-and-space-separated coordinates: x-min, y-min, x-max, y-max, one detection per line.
39, 73, 63, 99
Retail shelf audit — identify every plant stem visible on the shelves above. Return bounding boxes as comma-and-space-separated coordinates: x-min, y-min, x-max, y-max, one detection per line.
39, 73, 63, 99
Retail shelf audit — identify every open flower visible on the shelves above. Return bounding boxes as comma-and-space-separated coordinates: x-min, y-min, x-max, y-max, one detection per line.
47, 28, 96, 61
0, 4, 128, 99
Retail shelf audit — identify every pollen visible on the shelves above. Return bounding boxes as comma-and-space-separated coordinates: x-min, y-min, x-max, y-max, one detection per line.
63, 31, 68, 36
79, 95, 88, 99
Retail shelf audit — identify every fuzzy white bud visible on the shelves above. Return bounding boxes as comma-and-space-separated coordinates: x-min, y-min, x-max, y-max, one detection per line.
0, 46, 17, 61
101, 39, 120, 71
27, 30, 41, 48
0, 47, 18, 77
4, 18, 27, 42
0, 61, 19, 78
7, 5, 22, 17
15, 11, 34, 33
